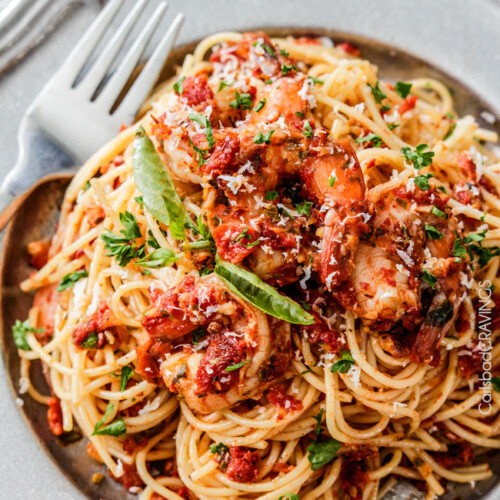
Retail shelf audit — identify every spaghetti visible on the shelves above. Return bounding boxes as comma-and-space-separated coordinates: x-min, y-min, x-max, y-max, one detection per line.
13, 31, 500, 500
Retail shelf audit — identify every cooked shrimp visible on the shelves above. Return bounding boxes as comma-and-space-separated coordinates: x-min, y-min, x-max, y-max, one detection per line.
301, 139, 367, 289
140, 275, 291, 414
336, 185, 468, 364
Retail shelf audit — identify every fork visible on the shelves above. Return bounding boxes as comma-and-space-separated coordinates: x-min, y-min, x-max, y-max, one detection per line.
0, 0, 83, 75
0, 0, 184, 231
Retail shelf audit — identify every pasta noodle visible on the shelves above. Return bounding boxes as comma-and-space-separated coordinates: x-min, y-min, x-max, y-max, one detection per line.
13, 31, 500, 500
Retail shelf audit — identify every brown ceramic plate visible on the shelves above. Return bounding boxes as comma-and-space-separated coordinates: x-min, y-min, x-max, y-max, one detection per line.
1, 29, 499, 500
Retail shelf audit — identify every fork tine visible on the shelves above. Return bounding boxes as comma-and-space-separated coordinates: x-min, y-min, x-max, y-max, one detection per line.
78, 0, 148, 100
56, 0, 123, 86
113, 12, 184, 125
96, 1, 168, 113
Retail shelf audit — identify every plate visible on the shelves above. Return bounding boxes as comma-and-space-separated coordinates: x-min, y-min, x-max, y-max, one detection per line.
1, 1, 500, 498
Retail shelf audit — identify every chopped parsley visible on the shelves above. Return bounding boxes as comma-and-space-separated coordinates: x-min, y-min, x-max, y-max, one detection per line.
218, 80, 232, 92
81, 332, 99, 349
230, 92, 253, 110
443, 123, 456, 140
91, 403, 126, 437
303, 120, 313, 138
253, 41, 276, 57
367, 80, 387, 104
281, 64, 297, 75
329, 176, 336, 187
264, 190, 278, 201
296, 201, 313, 217
453, 238, 467, 258
57, 270, 88, 292
101, 211, 145, 267
235, 228, 261, 248
119, 366, 134, 392
401, 144, 434, 169
414, 173, 434, 191
189, 112, 215, 148
210, 442, 230, 454
313, 408, 324, 436
355, 133, 382, 148
395, 81, 412, 98
253, 130, 275, 144
308, 76, 324, 85
295, 111, 305, 119
421, 269, 437, 289
12, 320, 44, 351
280, 48, 289, 57
254, 98, 267, 112
330, 350, 354, 374
425, 224, 444, 240
431, 206, 446, 218
388, 124, 400, 131
173, 76, 185, 95
225, 360, 251, 372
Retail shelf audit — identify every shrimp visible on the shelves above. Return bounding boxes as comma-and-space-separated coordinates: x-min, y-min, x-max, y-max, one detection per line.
140, 275, 291, 414
336, 185, 468, 364
300, 139, 367, 289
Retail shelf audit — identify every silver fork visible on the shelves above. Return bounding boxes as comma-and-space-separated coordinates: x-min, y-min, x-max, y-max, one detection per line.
0, 0, 184, 229
0, 0, 83, 75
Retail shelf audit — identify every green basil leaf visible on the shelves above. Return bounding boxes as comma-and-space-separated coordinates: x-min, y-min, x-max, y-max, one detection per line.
214, 257, 314, 325
330, 350, 354, 374
421, 269, 437, 289
12, 320, 44, 351
133, 126, 186, 240
307, 437, 341, 471
57, 270, 88, 292
173, 75, 185, 95
92, 402, 126, 436
81, 332, 99, 349
119, 366, 134, 392
279, 495, 300, 500
136, 248, 183, 268
313, 408, 324, 436
395, 81, 412, 98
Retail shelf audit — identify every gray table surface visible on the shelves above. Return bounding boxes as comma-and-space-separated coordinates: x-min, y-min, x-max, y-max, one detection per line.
1, 0, 500, 498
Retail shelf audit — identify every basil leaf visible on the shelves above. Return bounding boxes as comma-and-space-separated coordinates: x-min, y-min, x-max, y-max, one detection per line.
81, 332, 98, 349
57, 270, 88, 292
425, 224, 444, 240
355, 133, 382, 148
279, 495, 300, 500
367, 80, 387, 104
214, 257, 314, 325
12, 320, 44, 351
92, 402, 126, 436
136, 248, 183, 268
120, 366, 134, 392
330, 350, 354, 374
421, 269, 437, 289
133, 126, 186, 240
453, 238, 467, 258
173, 75, 185, 95
313, 408, 324, 436
395, 81, 412, 98
307, 437, 341, 471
